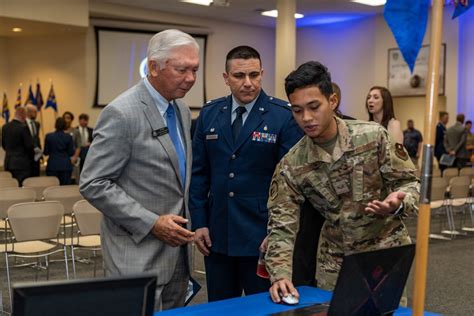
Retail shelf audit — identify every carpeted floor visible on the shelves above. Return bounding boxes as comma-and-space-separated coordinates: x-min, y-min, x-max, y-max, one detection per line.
1, 217, 473, 315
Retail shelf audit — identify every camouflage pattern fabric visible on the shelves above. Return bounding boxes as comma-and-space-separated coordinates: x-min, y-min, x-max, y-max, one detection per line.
265, 117, 419, 290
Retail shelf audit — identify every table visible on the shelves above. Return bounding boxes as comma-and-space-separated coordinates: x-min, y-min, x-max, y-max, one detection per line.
158, 286, 439, 315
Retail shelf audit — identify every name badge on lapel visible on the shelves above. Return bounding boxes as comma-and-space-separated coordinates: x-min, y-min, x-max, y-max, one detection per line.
206, 134, 218, 140
252, 131, 277, 143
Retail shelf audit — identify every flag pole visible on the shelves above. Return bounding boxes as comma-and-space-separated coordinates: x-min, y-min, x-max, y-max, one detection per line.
412, 0, 444, 315
38, 79, 46, 145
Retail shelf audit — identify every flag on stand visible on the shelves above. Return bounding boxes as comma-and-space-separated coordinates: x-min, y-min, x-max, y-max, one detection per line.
2, 92, 9, 122
45, 84, 58, 112
35, 82, 44, 110
14, 86, 22, 109
384, 0, 430, 72
24, 84, 36, 106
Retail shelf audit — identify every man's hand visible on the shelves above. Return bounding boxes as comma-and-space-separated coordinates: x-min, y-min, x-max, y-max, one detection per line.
71, 156, 78, 165
365, 191, 406, 216
194, 227, 212, 256
151, 215, 194, 247
269, 279, 299, 303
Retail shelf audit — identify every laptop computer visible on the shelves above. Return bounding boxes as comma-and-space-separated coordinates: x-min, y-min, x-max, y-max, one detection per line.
272, 244, 416, 316
12, 274, 157, 316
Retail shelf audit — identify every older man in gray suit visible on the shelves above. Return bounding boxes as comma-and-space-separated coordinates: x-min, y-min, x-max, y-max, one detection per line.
444, 113, 468, 169
80, 29, 199, 310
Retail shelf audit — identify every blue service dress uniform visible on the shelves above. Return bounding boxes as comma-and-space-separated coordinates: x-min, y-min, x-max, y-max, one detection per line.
190, 90, 303, 301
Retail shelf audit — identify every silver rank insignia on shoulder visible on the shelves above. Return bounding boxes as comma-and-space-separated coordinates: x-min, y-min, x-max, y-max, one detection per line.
223, 106, 228, 110
264, 126, 268, 131
259, 107, 264, 111
210, 128, 215, 132
287, 103, 291, 107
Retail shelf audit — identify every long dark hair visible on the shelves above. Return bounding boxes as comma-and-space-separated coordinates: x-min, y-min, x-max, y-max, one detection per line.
366, 86, 395, 129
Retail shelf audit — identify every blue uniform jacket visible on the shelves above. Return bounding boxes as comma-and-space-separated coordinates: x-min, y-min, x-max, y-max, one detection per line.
44, 130, 75, 172
190, 90, 303, 256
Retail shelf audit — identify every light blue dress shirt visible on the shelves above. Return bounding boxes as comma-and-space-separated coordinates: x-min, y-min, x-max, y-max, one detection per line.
144, 77, 185, 149
230, 93, 260, 125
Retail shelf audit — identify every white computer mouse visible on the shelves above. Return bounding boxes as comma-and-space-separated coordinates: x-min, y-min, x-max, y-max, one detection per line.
281, 294, 299, 305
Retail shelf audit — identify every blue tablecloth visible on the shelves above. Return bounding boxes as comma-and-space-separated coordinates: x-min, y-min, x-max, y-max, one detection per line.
157, 286, 439, 315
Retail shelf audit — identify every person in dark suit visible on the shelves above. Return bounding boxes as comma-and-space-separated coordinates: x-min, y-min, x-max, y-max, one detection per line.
435, 111, 449, 171
444, 113, 469, 169
25, 103, 42, 176
76, 113, 94, 172
1, 106, 34, 185
190, 46, 303, 302
43, 117, 74, 185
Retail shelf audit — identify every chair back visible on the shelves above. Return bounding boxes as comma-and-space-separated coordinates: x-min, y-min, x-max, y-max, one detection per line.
432, 169, 442, 178
0, 188, 36, 219
431, 177, 448, 201
449, 176, 471, 199
0, 177, 19, 189
73, 200, 102, 236
459, 167, 474, 178
0, 171, 12, 178
23, 176, 60, 200
43, 185, 82, 215
7, 201, 63, 242
443, 167, 459, 184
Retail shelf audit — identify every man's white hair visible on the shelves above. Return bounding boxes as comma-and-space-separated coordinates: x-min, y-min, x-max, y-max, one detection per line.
147, 29, 199, 69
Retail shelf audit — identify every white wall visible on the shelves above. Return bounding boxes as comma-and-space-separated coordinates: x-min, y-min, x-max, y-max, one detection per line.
458, 7, 474, 122
296, 17, 376, 120
0, 0, 88, 27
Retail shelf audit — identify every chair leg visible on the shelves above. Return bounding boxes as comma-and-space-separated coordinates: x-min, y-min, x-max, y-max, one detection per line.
63, 246, 70, 280
5, 253, 12, 311
35, 257, 40, 281
70, 245, 76, 279
46, 255, 50, 281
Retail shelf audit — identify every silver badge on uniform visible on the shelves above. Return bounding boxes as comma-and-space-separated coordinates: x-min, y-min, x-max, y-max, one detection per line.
206, 134, 218, 140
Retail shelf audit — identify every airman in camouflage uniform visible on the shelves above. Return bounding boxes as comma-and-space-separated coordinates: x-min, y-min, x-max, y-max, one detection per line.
265, 61, 419, 302
266, 118, 419, 290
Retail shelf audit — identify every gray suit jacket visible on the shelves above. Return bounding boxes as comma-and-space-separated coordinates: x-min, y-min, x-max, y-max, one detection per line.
444, 122, 468, 158
79, 79, 192, 285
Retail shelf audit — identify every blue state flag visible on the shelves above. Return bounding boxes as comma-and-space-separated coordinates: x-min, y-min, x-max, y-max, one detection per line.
45, 84, 58, 112
453, 0, 473, 19
384, 0, 430, 72
25, 84, 36, 106
2, 93, 9, 122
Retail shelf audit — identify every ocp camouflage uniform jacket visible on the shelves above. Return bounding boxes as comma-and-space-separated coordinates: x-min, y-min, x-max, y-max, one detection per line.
265, 117, 419, 290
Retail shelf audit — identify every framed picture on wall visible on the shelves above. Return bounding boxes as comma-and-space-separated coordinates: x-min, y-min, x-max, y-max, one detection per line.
387, 44, 446, 97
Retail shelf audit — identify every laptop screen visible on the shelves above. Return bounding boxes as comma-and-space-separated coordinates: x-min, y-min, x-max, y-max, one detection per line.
328, 244, 416, 315
12, 274, 156, 316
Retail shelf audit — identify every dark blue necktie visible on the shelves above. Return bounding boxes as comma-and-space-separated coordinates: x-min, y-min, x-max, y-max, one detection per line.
232, 106, 247, 142
166, 103, 186, 188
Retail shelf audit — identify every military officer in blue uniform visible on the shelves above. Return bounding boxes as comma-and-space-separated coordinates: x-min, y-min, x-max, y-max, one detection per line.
190, 46, 303, 301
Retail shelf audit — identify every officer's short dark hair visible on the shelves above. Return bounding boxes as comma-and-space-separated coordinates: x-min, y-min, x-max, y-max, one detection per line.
466, 120, 472, 125
62, 111, 74, 121
55, 117, 67, 131
284, 61, 333, 99
225, 46, 261, 72
79, 113, 89, 121
439, 111, 448, 120
456, 113, 465, 123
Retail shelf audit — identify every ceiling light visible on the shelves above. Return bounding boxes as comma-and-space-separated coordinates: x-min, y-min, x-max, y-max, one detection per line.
180, 0, 212, 6
351, 0, 386, 6
261, 10, 304, 19
12, 27, 22, 32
